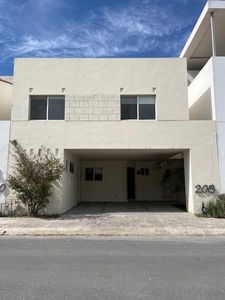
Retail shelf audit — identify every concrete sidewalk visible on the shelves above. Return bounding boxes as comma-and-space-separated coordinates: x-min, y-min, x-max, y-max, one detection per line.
0, 208, 225, 236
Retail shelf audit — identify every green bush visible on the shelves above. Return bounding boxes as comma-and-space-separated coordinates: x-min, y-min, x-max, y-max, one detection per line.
8, 140, 64, 217
207, 194, 225, 218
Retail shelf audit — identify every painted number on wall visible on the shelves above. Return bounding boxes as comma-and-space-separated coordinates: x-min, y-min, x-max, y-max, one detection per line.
0, 184, 6, 193
195, 184, 215, 194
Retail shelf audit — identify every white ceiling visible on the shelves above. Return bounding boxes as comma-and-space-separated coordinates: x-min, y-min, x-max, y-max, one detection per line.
67, 149, 183, 161
180, 2, 225, 69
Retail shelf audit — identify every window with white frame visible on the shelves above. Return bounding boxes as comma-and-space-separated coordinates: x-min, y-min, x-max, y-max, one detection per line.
121, 95, 155, 120
85, 168, 103, 181
30, 96, 65, 120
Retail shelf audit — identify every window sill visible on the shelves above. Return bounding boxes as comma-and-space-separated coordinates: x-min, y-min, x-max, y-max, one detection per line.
120, 119, 156, 121
29, 119, 65, 121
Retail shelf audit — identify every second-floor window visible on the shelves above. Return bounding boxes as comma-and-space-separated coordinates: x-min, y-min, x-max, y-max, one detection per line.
30, 96, 65, 120
121, 95, 155, 120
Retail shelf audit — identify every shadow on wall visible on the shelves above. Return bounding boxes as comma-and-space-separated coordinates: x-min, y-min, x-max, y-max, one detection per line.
42, 179, 63, 215
4, 179, 63, 216
189, 88, 212, 120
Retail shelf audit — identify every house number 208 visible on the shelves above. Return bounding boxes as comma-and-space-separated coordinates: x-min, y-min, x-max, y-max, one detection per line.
195, 184, 215, 194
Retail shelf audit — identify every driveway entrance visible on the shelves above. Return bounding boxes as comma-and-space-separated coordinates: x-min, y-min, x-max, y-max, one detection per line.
63, 201, 186, 215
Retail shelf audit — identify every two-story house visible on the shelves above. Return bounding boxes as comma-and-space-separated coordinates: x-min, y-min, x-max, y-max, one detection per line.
4, 0, 225, 216
7, 56, 219, 215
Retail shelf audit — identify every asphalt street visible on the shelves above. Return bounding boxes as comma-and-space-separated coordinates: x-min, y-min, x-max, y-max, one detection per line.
0, 236, 225, 300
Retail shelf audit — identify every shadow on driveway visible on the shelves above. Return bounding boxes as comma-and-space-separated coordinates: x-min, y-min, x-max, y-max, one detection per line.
61, 201, 187, 219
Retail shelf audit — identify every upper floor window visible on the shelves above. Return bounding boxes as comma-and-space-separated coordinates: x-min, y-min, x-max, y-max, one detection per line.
30, 96, 65, 120
121, 95, 155, 120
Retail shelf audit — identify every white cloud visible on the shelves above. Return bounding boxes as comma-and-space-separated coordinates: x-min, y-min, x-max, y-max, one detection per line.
0, 0, 206, 63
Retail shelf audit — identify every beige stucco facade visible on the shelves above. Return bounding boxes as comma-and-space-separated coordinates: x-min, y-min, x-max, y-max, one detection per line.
12, 58, 189, 121
0, 78, 13, 120
6, 57, 220, 215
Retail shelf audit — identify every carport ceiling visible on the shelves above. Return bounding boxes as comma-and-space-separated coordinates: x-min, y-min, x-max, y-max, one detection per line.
180, 1, 225, 69
68, 149, 183, 161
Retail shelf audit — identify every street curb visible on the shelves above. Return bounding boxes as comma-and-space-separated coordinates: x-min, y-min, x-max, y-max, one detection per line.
2, 227, 225, 236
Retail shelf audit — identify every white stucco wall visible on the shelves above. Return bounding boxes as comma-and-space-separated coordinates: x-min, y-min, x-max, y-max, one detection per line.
0, 121, 10, 204
62, 151, 81, 213
0, 80, 13, 120
212, 57, 225, 122
136, 162, 164, 201
12, 58, 189, 121
212, 57, 225, 193
187, 57, 225, 195
82, 161, 125, 202
216, 122, 225, 193
8, 120, 220, 214
188, 59, 214, 120
81, 160, 183, 203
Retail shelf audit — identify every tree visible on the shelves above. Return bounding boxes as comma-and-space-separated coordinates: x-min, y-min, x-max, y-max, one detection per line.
8, 140, 64, 217
153, 159, 185, 194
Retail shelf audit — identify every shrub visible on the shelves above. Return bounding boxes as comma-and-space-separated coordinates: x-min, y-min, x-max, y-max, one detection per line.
153, 159, 185, 194
207, 194, 225, 218
8, 140, 64, 217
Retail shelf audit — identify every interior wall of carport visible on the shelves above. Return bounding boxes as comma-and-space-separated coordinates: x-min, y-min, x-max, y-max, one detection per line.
136, 160, 185, 202
81, 161, 125, 202
81, 160, 185, 202
136, 162, 163, 201
62, 150, 81, 213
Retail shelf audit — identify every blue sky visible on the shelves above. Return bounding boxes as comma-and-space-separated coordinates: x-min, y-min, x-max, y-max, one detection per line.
0, 0, 207, 75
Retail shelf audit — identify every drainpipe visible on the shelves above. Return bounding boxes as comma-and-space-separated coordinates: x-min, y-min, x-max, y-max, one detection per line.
210, 11, 217, 57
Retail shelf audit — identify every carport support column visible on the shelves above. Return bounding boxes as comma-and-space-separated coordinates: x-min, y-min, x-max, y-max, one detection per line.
210, 11, 217, 57
183, 150, 194, 213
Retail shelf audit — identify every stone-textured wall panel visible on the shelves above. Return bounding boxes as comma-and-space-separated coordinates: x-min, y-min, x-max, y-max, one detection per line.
65, 94, 120, 121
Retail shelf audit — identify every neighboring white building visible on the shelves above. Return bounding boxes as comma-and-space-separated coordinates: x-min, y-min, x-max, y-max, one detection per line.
5, 0, 225, 215
180, 0, 225, 194
0, 78, 13, 208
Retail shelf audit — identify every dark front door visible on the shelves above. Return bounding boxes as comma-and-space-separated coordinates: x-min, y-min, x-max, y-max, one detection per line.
127, 167, 135, 200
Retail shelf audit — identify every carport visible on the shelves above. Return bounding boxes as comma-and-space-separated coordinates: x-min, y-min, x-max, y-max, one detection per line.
62, 149, 187, 213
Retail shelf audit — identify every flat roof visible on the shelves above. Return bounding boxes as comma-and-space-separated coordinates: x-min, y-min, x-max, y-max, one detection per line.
180, 1, 225, 69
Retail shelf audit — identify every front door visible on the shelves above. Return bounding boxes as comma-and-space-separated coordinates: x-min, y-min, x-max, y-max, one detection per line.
127, 167, 135, 200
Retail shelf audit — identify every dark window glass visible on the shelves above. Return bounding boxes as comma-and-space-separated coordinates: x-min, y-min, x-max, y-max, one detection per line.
139, 96, 155, 120
48, 97, 65, 120
139, 104, 155, 119
140, 168, 149, 176
121, 97, 137, 120
30, 97, 47, 120
70, 163, 74, 174
95, 168, 103, 181
85, 168, 93, 181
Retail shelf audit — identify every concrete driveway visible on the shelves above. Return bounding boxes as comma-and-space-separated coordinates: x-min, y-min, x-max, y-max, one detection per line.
63, 201, 186, 215
1, 201, 225, 236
